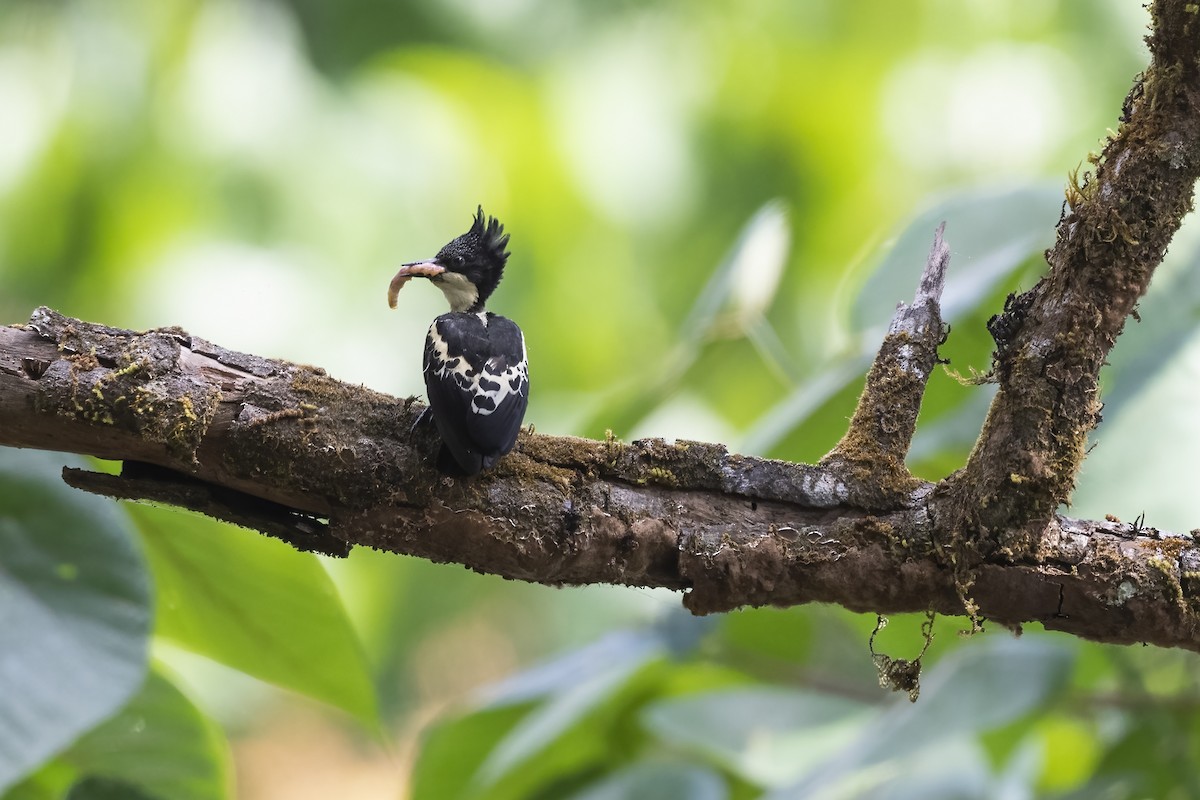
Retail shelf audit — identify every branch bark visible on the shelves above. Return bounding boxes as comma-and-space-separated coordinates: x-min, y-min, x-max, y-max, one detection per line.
2, 0, 1199, 653
935, 1, 1200, 555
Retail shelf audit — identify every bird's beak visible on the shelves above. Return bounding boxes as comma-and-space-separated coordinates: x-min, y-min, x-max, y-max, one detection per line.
387, 260, 446, 309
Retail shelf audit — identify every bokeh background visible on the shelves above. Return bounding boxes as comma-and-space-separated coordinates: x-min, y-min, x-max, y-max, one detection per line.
4, 0, 1200, 798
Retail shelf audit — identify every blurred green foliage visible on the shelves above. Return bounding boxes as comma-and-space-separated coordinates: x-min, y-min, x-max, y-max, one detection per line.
3, 0, 1200, 798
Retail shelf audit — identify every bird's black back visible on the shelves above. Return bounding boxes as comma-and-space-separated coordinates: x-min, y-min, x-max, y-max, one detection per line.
423, 311, 529, 475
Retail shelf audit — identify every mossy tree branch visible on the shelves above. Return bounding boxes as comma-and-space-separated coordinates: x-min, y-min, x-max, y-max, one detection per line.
820, 223, 949, 509
2, 0, 1200, 654
934, 0, 1200, 558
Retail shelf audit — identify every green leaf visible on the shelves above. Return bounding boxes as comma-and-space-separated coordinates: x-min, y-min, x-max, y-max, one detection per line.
718, 607, 814, 664
475, 656, 654, 790
1034, 716, 1100, 793
1100, 235, 1200, 418
61, 667, 228, 800
0, 450, 151, 794
1, 760, 76, 800
412, 636, 675, 800
905, 389, 995, 466
410, 703, 536, 800
738, 353, 873, 456
1071, 239, 1200, 528
470, 649, 704, 800
568, 763, 727, 800
773, 635, 1073, 797
131, 506, 377, 725
642, 688, 871, 788
1090, 714, 1200, 799
1071, 327, 1200, 529
583, 200, 792, 437
872, 631, 1073, 752
766, 739, 993, 800
65, 777, 162, 800
643, 637, 1071, 796
679, 200, 790, 339
480, 629, 667, 707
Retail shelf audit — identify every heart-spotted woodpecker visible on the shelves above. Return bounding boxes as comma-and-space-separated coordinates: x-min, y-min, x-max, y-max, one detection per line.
387, 207, 529, 475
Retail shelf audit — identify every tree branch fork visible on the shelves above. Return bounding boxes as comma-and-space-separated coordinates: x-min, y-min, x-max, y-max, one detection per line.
3, 0, 1200, 652
0, 223, 1192, 653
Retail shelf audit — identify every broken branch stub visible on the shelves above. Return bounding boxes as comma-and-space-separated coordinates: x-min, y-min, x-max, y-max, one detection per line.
820, 225, 950, 509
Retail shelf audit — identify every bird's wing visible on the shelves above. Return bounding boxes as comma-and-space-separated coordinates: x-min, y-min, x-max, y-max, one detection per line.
423, 317, 483, 474
469, 315, 528, 461
423, 314, 528, 473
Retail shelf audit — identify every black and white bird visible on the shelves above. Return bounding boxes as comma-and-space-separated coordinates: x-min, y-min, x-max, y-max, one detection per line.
387, 207, 529, 476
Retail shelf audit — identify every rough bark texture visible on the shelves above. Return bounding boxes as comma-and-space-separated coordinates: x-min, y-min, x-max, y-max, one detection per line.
2, 0, 1200, 653
820, 224, 949, 509
934, 1, 1200, 558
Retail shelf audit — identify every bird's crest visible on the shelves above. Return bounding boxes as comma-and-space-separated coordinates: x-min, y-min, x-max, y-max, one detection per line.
468, 205, 510, 269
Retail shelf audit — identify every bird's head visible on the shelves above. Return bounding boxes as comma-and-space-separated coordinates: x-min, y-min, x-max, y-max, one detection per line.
388, 207, 511, 314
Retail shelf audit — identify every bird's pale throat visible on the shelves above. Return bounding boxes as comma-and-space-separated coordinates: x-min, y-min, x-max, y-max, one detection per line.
436, 272, 481, 313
